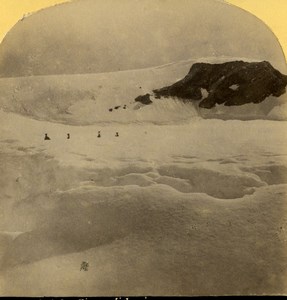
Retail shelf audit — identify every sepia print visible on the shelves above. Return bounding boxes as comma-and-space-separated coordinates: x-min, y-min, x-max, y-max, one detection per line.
0, 0, 287, 297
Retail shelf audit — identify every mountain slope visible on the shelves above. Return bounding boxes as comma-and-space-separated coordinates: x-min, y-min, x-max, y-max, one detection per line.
0, 57, 286, 125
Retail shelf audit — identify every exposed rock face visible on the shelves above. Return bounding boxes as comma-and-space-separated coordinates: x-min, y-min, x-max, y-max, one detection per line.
153, 61, 287, 108
135, 94, 153, 105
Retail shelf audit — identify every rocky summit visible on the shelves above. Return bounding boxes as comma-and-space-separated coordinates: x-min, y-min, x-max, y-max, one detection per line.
152, 61, 287, 108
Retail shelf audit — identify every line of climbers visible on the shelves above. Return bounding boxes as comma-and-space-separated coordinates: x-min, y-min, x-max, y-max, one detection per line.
44, 131, 120, 140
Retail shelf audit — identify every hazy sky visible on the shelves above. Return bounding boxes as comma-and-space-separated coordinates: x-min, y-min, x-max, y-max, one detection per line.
0, 0, 286, 59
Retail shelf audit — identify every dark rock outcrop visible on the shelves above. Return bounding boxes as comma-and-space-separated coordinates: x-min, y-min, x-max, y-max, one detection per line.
153, 61, 287, 108
135, 94, 153, 105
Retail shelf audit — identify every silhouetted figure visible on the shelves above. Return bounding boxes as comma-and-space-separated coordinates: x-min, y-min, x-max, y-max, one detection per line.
114, 106, 121, 110
44, 133, 51, 140
97, 131, 101, 138
67, 133, 70, 139
115, 132, 119, 137
109, 108, 113, 112
123, 105, 127, 110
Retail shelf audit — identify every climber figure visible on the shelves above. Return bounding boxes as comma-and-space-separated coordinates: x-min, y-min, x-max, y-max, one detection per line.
97, 131, 101, 138
67, 133, 70, 139
115, 132, 119, 137
44, 133, 51, 140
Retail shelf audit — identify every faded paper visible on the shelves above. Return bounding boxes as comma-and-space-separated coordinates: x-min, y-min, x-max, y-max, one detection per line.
0, 0, 286, 297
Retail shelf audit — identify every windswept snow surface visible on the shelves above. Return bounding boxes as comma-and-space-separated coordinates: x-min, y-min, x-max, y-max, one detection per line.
0, 108, 287, 296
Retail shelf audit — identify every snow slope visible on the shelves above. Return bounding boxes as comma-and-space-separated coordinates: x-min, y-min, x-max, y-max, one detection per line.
0, 109, 287, 296
0, 57, 285, 125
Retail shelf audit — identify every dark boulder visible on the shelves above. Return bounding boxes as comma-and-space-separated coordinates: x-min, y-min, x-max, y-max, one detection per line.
153, 61, 287, 108
135, 94, 153, 105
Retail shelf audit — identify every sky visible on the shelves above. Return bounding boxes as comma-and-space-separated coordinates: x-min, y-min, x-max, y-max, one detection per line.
0, 0, 286, 58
